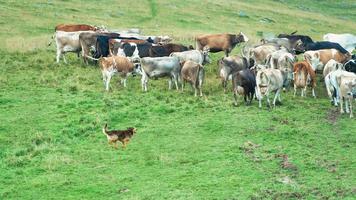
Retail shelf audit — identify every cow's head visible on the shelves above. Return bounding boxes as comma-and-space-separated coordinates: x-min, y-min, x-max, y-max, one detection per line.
293, 39, 306, 53
305, 52, 323, 71
129, 57, 143, 76
94, 25, 108, 32
238, 32, 249, 42
202, 46, 211, 64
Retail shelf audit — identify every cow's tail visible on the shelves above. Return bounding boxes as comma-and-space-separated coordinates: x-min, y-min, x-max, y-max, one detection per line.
195, 64, 203, 87
85, 54, 100, 61
102, 123, 108, 136
265, 54, 272, 67
48, 33, 55, 46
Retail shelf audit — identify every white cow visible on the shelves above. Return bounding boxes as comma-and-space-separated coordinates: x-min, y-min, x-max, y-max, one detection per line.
338, 75, 356, 118
327, 69, 355, 106
323, 33, 356, 53
170, 47, 210, 65
55, 31, 95, 63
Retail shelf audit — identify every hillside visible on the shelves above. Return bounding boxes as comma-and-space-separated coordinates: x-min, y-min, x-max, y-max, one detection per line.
0, 0, 355, 51
0, 0, 356, 199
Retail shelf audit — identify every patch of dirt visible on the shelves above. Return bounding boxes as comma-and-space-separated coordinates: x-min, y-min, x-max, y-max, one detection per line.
326, 108, 340, 125
239, 141, 261, 162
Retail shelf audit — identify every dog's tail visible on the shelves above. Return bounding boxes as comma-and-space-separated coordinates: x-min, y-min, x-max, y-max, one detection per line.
102, 123, 108, 135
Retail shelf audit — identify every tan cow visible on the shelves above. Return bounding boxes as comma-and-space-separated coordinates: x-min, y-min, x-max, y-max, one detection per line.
304, 49, 350, 71
293, 61, 316, 97
181, 60, 205, 97
247, 44, 281, 65
196, 33, 248, 56
99, 56, 139, 91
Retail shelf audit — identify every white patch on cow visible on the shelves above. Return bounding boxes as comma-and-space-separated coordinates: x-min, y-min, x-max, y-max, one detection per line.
240, 32, 249, 42
129, 43, 139, 58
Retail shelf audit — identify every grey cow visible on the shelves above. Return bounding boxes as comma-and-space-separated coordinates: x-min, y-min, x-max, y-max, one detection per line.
139, 57, 181, 92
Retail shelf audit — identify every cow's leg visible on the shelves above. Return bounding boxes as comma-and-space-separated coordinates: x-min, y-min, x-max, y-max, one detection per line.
181, 80, 185, 91
345, 98, 350, 113
233, 89, 238, 106
105, 73, 112, 91
258, 96, 262, 108
194, 85, 197, 97
199, 81, 203, 97
102, 71, 107, 87
293, 84, 297, 97
62, 52, 67, 64
122, 74, 128, 88
56, 49, 61, 63
266, 94, 271, 109
141, 73, 148, 92
312, 87, 316, 98
225, 49, 230, 57
272, 89, 280, 107
349, 97, 353, 118
173, 74, 179, 90
168, 78, 172, 90
222, 80, 227, 93
340, 97, 344, 114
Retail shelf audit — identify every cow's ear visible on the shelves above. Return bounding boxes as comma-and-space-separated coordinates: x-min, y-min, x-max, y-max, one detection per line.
180, 61, 185, 66
315, 52, 320, 59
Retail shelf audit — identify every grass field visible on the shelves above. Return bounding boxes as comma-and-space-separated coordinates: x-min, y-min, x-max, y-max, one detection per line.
0, 0, 356, 199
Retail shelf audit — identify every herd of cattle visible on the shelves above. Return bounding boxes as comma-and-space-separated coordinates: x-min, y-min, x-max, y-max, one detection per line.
50, 24, 356, 117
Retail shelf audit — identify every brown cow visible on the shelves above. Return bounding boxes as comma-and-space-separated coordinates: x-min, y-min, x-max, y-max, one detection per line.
303, 49, 350, 72
181, 60, 205, 97
196, 33, 248, 56
99, 56, 140, 91
149, 43, 193, 57
55, 24, 97, 32
293, 61, 316, 97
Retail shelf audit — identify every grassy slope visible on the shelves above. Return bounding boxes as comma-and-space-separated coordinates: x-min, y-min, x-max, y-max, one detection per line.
1, 0, 356, 199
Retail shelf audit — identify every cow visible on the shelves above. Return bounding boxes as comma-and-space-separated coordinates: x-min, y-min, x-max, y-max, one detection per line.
266, 48, 295, 69
99, 56, 140, 91
277, 32, 314, 54
139, 57, 181, 92
195, 33, 249, 56
326, 69, 355, 106
296, 41, 351, 55
116, 42, 153, 58
170, 47, 210, 65
293, 61, 316, 97
344, 56, 356, 73
323, 33, 356, 53
149, 43, 193, 57
55, 24, 98, 32
231, 69, 256, 106
181, 60, 205, 97
109, 38, 151, 56
256, 68, 285, 108
244, 44, 281, 66
304, 49, 350, 71
338, 74, 356, 118
260, 38, 292, 52
218, 55, 249, 93
54, 31, 95, 63
79, 32, 118, 64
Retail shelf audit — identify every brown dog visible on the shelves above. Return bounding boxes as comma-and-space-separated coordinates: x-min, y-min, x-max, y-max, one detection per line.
102, 124, 137, 149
